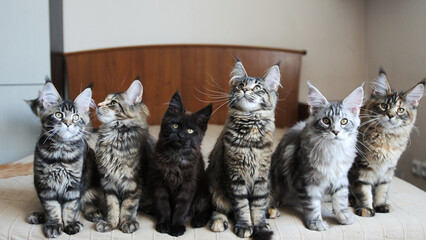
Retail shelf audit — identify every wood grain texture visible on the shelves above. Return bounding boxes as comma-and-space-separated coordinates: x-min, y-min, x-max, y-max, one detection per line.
65, 44, 304, 128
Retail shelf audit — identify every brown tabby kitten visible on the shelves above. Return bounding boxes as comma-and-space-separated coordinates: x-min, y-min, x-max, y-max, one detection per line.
94, 79, 155, 233
349, 68, 425, 217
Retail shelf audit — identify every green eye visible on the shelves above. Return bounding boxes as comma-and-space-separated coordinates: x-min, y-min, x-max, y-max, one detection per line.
340, 118, 348, 125
72, 114, 80, 121
173, 124, 179, 129
110, 100, 117, 105
397, 108, 405, 114
380, 103, 388, 110
254, 85, 261, 91
322, 117, 330, 125
187, 129, 194, 134
55, 112, 63, 119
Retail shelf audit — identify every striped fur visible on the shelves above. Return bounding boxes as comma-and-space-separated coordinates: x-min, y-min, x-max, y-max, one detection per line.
28, 82, 93, 238
349, 69, 425, 217
206, 60, 280, 239
269, 83, 363, 231
94, 80, 155, 233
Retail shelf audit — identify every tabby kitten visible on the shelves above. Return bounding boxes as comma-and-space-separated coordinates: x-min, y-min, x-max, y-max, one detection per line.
149, 91, 212, 237
349, 68, 425, 217
269, 82, 364, 231
95, 79, 155, 233
206, 60, 280, 239
27, 82, 93, 238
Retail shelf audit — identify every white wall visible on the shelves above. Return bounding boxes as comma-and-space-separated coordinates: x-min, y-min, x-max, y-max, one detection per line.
0, 0, 50, 164
366, 0, 426, 190
63, 0, 366, 102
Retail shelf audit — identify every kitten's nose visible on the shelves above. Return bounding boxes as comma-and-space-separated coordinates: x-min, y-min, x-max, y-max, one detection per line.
387, 113, 394, 119
242, 87, 249, 93
65, 122, 71, 127
332, 131, 339, 136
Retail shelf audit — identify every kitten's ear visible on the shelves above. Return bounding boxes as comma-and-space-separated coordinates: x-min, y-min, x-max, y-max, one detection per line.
262, 64, 281, 91
404, 79, 425, 107
40, 82, 62, 109
193, 104, 213, 133
372, 67, 391, 96
166, 91, 185, 114
74, 88, 93, 113
343, 85, 364, 115
230, 59, 248, 83
124, 79, 143, 105
307, 81, 328, 114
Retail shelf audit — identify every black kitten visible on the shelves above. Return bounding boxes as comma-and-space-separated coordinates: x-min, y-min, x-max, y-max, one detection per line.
149, 91, 212, 237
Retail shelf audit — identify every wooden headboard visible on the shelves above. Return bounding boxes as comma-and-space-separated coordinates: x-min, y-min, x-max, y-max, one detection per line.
65, 44, 305, 128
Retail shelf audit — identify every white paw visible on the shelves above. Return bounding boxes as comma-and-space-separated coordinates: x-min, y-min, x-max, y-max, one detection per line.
335, 211, 354, 225
306, 220, 329, 231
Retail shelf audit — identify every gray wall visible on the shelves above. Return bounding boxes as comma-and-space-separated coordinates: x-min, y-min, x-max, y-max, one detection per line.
0, 0, 50, 164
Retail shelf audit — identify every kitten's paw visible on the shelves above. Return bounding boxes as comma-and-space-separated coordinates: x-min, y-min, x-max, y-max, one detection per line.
210, 219, 228, 232
27, 212, 45, 224
96, 220, 113, 232
253, 223, 271, 232
355, 207, 375, 217
190, 214, 210, 228
155, 222, 170, 234
120, 220, 140, 233
170, 225, 186, 237
84, 209, 103, 222
64, 221, 83, 235
306, 220, 329, 231
234, 224, 253, 238
266, 207, 280, 219
335, 212, 354, 225
43, 222, 63, 238
374, 204, 391, 213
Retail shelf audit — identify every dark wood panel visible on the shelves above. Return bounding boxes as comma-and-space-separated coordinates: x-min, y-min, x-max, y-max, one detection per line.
65, 44, 305, 128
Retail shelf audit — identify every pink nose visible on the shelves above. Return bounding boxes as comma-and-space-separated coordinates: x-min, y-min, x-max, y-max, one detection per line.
332, 131, 339, 136
387, 113, 394, 119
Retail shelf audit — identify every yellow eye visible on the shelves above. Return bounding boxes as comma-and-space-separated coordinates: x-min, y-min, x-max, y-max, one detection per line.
238, 83, 245, 89
173, 124, 179, 129
188, 129, 194, 134
110, 100, 117, 105
397, 108, 405, 114
72, 114, 80, 121
254, 85, 261, 91
341, 118, 348, 125
55, 112, 63, 119
380, 103, 388, 110
322, 117, 330, 125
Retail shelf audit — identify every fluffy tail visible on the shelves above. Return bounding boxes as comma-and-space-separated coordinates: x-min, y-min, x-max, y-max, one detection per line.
251, 226, 273, 240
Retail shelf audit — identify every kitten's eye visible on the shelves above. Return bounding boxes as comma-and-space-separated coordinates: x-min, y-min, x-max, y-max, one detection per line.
397, 108, 405, 114
340, 118, 348, 125
187, 129, 194, 134
380, 103, 388, 110
253, 85, 261, 91
173, 124, 179, 129
55, 112, 63, 119
238, 83, 245, 89
72, 114, 80, 121
322, 117, 330, 125
110, 100, 117, 105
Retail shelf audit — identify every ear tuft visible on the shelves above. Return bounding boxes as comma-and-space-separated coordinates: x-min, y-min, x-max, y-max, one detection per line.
405, 80, 425, 107
262, 65, 281, 91
372, 68, 391, 96
125, 80, 143, 105
74, 88, 93, 113
166, 91, 185, 114
307, 81, 328, 114
230, 60, 248, 83
41, 82, 62, 109
343, 85, 364, 115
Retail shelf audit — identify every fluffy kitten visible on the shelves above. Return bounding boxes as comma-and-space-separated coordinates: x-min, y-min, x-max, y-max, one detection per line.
27, 82, 93, 238
149, 91, 212, 237
269, 82, 364, 231
349, 68, 425, 217
206, 60, 280, 240
95, 79, 155, 233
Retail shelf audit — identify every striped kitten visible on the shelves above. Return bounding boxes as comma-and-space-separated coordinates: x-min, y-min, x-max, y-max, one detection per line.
95, 79, 155, 233
349, 68, 425, 217
269, 82, 364, 231
206, 60, 280, 239
28, 82, 93, 238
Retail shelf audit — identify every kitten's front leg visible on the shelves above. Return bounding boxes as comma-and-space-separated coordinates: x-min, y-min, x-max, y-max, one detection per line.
96, 193, 120, 232
352, 181, 375, 217
154, 186, 171, 234
62, 199, 83, 235
119, 189, 141, 233
373, 182, 390, 213
299, 185, 329, 231
331, 184, 353, 225
251, 178, 271, 231
230, 180, 253, 238
169, 184, 195, 237
42, 200, 64, 238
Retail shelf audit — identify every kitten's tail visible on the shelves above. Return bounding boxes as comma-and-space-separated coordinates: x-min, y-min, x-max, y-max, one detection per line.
251, 227, 273, 240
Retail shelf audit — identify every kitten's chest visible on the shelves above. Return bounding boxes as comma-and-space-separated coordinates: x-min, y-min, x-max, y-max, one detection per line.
39, 163, 80, 191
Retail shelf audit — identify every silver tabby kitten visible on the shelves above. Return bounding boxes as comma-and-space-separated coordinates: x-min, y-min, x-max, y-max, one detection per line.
349, 68, 425, 217
269, 82, 364, 231
94, 79, 155, 233
206, 60, 280, 240
28, 82, 93, 238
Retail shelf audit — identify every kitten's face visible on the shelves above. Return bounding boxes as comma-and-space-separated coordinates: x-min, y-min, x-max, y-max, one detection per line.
160, 91, 212, 149
39, 82, 92, 141
228, 61, 281, 112
363, 71, 424, 130
96, 80, 148, 123
307, 82, 364, 141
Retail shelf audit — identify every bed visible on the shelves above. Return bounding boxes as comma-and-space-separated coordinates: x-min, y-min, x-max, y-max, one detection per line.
1, 45, 425, 239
